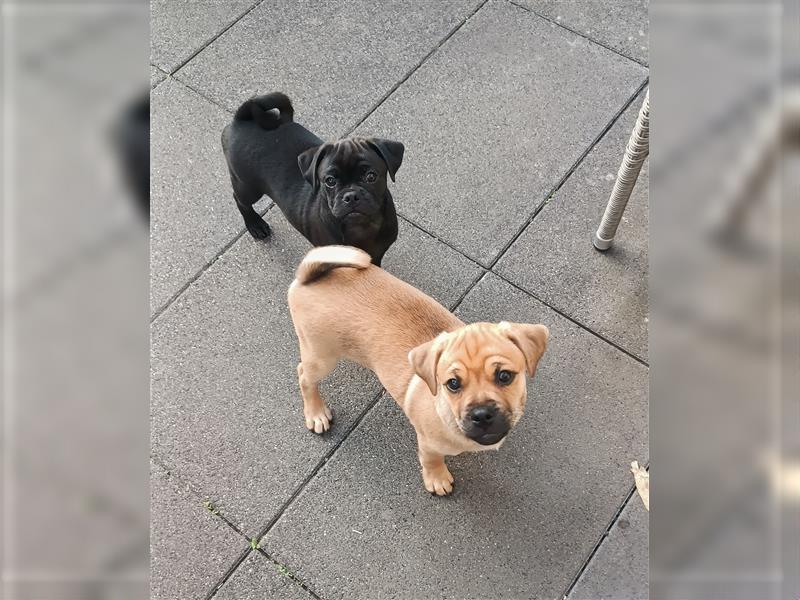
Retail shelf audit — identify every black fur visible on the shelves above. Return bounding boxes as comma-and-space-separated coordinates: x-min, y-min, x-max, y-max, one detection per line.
222, 92, 403, 265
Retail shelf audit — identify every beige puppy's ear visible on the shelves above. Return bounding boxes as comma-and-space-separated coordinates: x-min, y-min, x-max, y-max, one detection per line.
500, 322, 549, 377
408, 334, 446, 396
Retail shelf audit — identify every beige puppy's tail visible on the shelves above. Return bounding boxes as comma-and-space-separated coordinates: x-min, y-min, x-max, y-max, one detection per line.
294, 246, 371, 285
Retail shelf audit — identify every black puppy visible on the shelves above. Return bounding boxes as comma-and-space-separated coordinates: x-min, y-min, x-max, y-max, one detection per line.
221, 93, 404, 265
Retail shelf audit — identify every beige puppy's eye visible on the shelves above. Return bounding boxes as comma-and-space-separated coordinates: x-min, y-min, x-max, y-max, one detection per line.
496, 370, 515, 386
445, 377, 461, 393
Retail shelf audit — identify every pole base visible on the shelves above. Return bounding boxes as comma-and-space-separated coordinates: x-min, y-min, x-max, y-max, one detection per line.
592, 232, 613, 251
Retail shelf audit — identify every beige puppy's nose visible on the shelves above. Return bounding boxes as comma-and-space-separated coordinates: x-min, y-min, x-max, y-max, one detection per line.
468, 405, 497, 429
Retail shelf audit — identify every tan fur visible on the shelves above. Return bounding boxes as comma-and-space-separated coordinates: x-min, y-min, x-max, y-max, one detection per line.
288, 247, 549, 495
294, 245, 371, 284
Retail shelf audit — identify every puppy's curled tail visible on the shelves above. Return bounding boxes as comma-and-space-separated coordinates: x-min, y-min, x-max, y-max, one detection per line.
233, 92, 294, 130
294, 246, 371, 285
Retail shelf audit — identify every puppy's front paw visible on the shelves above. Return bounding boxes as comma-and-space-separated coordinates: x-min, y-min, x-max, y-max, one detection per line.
422, 465, 454, 496
246, 219, 271, 240
304, 405, 333, 434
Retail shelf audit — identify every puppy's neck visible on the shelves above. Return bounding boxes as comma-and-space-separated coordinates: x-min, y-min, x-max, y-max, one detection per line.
317, 202, 345, 239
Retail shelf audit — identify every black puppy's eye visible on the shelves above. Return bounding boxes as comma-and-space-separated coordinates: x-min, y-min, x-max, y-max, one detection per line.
363, 171, 377, 183
324, 175, 337, 188
445, 378, 461, 392
496, 370, 515, 386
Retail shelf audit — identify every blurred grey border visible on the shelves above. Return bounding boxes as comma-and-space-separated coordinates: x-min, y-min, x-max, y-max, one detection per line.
651, 1, 798, 599
1, 1, 798, 599
2, 1, 149, 599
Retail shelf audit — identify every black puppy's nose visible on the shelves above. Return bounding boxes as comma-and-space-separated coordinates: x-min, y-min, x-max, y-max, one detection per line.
469, 405, 497, 429
342, 191, 357, 204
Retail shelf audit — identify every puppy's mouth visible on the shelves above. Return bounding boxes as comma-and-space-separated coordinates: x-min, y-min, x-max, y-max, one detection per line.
471, 431, 508, 446
458, 405, 512, 446
342, 210, 369, 219
331, 206, 373, 220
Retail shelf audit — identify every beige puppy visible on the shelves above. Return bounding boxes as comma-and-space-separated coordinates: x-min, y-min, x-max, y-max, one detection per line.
288, 246, 549, 495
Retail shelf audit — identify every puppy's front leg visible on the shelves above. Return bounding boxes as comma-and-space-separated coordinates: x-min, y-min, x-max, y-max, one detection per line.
418, 445, 454, 496
297, 360, 334, 434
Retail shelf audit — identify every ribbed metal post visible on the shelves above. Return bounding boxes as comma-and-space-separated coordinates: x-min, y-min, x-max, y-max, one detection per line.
593, 90, 650, 251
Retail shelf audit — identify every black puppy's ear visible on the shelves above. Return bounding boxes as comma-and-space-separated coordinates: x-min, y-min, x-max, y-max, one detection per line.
366, 138, 404, 182
297, 144, 329, 191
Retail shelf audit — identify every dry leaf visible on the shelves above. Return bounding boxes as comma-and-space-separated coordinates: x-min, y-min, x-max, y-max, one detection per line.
631, 461, 649, 511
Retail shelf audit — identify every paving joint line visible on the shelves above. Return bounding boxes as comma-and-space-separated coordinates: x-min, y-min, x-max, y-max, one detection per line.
397, 213, 488, 269
203, 389, 387, 599
346, 0, 490, 135
255, 548, 323, 600
151, 453, 251, 539
397, 212, 648, 364
251, 388, 387, 541
168, 0, 267, 77
204, 546, 253, 600
154, 452, 320, 598
171, 76, 235, 115
451, 268, 490, 309
561, 461, 649, 599
492, 271, 649, 366
150, 203, 274, 324
487, 77, 649, 270
561, 483, 638, 599
507, 0, 648, 68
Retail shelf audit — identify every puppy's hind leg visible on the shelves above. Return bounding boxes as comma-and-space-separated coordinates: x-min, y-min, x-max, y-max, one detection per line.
297, 352, 336, 434
231, 176, 271, 240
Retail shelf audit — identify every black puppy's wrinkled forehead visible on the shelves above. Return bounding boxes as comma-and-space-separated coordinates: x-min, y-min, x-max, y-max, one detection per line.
298, 136, 404, 190
320, 138, 384, 175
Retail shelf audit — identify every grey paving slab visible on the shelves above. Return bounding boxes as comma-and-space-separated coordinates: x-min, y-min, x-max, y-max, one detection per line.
150, 0, 259, 73
150, 78, 269, 314
517, 0, 649, 65
260, 273, 648, 599
151, 64, 167, 88
383, 217, 483, 309
176, 0, 483, 139
355, 0, 647, 266
569, 493, 649, 600
215, 551, 315, 600
495, 90, 648, 359
150, 462, 248, 600
151, 216, 480, 535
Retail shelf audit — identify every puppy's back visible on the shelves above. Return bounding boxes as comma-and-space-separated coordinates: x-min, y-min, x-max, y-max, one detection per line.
288, 246, 461, 392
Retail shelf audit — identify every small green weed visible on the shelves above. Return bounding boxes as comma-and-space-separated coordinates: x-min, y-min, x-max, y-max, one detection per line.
202, 500, 219, 515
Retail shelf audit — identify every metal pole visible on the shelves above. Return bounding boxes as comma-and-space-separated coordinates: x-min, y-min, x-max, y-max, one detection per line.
593, 90, 650, 251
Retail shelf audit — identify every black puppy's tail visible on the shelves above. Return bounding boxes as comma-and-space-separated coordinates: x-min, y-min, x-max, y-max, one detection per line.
233, 92, 294, 130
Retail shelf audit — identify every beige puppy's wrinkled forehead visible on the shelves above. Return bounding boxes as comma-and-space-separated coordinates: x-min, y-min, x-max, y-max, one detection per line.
440, 323, 528, 373
409, 322, 549, 396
